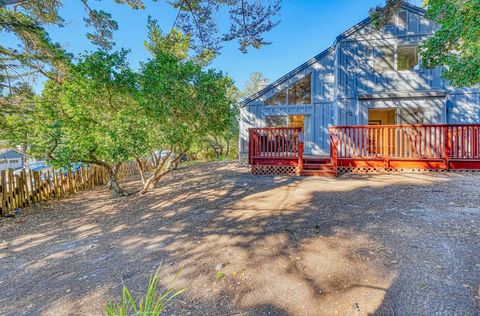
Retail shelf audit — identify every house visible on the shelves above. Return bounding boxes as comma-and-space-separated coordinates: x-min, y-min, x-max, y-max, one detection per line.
239, 2, 480, 176
0, 149, 26, 171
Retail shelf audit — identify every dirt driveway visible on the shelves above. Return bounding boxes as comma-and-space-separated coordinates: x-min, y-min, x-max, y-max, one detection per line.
0, 161, 479, 315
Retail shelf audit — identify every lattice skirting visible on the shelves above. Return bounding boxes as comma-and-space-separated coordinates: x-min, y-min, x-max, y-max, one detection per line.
337, 166, 480, 174
251, 165, 299, 176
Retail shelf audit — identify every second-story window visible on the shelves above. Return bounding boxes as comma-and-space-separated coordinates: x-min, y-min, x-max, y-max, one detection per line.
374, 45, 419, 72
374, 46, 395, 72
265, 74, 311, 105
397, 45, 419, 70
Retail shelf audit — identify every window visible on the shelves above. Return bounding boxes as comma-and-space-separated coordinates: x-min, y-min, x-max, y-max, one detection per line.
265, 115, 305, 128
265, 74, 311, 105
374, 45, 419, 72
397, 46, 419, 71
287, 76, 311, 104
398, 11, 407, 28
9, 159, 19, 164
385, 11, 406, 27
265, 116, 288, 127
265, 89, 287, 105
374, 46, 395, 72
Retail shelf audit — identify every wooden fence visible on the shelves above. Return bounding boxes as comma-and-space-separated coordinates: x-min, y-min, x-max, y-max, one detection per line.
0, 162, 143, 216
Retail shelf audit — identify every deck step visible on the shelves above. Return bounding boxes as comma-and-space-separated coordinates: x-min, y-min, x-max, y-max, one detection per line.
304, 159, 331, 164
300, 169, 337, 177
303, 163, 335, 171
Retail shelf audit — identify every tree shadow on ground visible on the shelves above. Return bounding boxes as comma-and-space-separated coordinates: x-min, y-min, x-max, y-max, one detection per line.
0, 161, 479, 315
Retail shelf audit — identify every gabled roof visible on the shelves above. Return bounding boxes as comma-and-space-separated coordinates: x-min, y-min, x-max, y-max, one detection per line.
240, 2, 426, 106
0, 149, 24, 159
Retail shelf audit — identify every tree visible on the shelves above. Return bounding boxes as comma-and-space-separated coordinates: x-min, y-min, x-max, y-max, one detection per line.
241, 71, 270, 98
1, 0, 282, 92
137, 28, 234, 193
38, 50, 145, 195
0, 83, 36, 154
371, 0, 480, 87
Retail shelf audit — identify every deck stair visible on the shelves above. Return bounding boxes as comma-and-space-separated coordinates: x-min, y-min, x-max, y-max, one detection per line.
300, 157, 337, 177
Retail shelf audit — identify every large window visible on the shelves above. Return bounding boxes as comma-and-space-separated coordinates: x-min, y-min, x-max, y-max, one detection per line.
374, 45, 419, 72
397, 46, 419, 71
374, 46, 395, 72
265, 75, 311, 105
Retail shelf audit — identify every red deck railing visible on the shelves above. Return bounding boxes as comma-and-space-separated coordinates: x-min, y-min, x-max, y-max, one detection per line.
249, 127, 303, 166
329, 124, 480, 169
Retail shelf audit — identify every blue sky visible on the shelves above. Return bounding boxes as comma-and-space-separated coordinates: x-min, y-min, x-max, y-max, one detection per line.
5, 0, 422, 91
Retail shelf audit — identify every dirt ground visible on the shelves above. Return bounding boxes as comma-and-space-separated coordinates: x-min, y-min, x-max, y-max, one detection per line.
0, 161, 479, 316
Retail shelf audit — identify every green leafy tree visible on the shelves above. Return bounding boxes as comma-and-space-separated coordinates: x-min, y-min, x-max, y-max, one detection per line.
138, 27, 234, 193
371, 0, 480, 87
38, 50, 146, 195
0, 83, 36, 154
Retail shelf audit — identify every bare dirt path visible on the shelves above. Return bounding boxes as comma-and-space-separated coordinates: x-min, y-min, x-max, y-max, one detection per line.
0, 161, 479, 315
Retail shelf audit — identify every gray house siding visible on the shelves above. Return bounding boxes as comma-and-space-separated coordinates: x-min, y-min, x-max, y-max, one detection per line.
239, 3, 480, 160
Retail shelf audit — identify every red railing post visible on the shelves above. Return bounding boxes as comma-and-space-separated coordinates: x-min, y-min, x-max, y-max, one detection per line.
329, 127, 338, 172
443, 126, 451, 169
248, 129, 254, 165
383, 127, 390, 168
298, 128, 304, 174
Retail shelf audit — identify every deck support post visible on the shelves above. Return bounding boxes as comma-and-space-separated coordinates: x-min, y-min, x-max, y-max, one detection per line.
443, 127, 451, 169
329, 127, 338, 173
383, 128, 390, 169
298, 129, 304, 174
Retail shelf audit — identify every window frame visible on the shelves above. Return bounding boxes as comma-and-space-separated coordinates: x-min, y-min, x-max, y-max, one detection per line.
397, 44, 419, 72
264, 73, 312, 106
373, 43, 420, 73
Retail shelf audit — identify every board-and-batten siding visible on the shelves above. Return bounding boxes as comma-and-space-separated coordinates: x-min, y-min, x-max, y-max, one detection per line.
240, 3, 480, 160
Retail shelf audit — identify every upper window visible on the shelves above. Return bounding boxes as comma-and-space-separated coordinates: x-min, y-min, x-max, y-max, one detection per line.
397, 46, 419, 71
265, 75, 311, 105
374, 45, 419, 72
385, 11, 407, 27
374, 46, 395, 72
398, 11, 407, 28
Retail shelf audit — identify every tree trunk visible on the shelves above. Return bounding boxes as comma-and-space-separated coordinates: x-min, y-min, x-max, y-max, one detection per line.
135, 158, 146, 185
140, 152, 183, 194
106, 164, 126, 196
225, 139, 230, 157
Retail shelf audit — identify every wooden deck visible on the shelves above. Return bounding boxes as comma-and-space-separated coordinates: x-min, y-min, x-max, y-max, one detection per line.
249, 124, 480, 176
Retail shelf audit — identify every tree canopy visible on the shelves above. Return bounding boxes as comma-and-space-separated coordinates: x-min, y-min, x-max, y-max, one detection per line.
0, 0, 282, 93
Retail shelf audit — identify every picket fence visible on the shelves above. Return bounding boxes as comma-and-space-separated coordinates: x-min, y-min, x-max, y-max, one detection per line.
0, 162, 142, 216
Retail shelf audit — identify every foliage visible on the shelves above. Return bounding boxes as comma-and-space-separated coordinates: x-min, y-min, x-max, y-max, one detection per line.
0, 84, 36, 153
371, 0, 480, 87
37, 50, 144, 194
105, 267, 186, 316
241, 71, 270, 99
1, 0, 282, 91
137, 45, 235, 192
